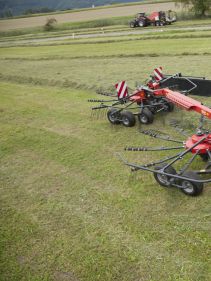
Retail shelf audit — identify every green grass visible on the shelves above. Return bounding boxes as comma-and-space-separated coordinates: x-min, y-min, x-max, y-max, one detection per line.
0, 14, 211, 39
0, 37, 211, 60
0, 23, 211, 281
0, 81, 210, 281
1, 28, 211, 49
1, 55, 211, 91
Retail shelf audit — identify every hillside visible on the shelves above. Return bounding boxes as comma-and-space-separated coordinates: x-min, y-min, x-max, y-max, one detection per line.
0, 0, 143, 16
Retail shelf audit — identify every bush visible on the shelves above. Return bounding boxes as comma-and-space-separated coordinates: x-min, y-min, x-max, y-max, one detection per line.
44, 18, 57, 31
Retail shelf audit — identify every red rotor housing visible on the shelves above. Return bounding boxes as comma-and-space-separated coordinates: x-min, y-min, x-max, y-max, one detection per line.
185, 134, 211, 154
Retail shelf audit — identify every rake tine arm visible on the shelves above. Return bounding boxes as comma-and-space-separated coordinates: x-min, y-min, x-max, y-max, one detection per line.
140, 129, 184, 144
92, 105, 109, 110
88, 99, 118, 103
115, 153, 130, 165
124, 161, 211, 183
143, 152, 183, 168
164, 135, 207, 169
115, 153, 142, 172
125, 146, 184, 152
96, 90, 116, 97
178, 150, 200, 175
169, 120, 190, 137
121, 99, 137, 109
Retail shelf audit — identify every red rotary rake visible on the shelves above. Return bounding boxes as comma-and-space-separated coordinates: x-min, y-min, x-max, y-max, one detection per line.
118, 70, 211, 196
88, 68, 175, 127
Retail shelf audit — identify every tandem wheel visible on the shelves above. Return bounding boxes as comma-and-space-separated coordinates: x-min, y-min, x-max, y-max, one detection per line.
138, 108, 154, 124
153, 164, 177, 187
107, 108, 121, 125
180, 171, 203, 196
121, 111, 136, 127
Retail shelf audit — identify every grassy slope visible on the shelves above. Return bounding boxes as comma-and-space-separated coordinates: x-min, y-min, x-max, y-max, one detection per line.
0, 23, 211, 281
0, 0, 172, 20
1, 16, 211, 38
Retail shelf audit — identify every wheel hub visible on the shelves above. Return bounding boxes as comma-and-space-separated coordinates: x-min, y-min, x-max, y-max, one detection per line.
157, 174, 168, 185
182, 180, 194, 193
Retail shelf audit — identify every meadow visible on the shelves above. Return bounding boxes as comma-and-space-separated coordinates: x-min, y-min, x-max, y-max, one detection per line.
0, 19, 211, 281
0, 1, 176, 31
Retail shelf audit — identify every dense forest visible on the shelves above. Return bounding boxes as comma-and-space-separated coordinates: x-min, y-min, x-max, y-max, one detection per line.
0, 0, 142, 17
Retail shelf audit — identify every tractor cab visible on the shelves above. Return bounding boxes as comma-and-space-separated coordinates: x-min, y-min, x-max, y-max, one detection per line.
136, 12, 146, 18
130, 12, 149, 28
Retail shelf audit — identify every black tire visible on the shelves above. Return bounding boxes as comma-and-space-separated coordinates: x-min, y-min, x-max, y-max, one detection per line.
121, 111, 136, 127
200, 153, 209, 162
155, 21, 160, 26
107, 108, 121, 125
130, 22, 135, 28
138, 21, 145, 27
166, 102, 174, 112
138, 108, 154, 124
154, 164, 177, 187
180, 171, 203, 196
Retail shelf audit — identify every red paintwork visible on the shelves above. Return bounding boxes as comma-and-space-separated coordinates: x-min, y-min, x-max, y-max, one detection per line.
151, 87, 211, 154
147, 80, 160, 89
129, 90, 146, 102
147, 12, 159, 21
185, 134, 211, 154
153, 88, 211, 119
141, 71, 211, 155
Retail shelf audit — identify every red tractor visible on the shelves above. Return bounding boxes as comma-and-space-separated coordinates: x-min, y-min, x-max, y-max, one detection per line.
129, 10, 176, 28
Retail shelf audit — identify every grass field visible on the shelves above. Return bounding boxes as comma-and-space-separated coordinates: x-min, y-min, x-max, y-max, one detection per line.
0, 1, 177, 31
0, 18, 211, 281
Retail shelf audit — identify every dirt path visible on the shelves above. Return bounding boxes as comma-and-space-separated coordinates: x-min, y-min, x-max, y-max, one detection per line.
0, 2, 180, 31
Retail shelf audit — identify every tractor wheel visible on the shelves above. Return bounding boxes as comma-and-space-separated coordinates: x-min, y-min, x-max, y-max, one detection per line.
138, 21, 145, 27
130, 22, 135, 28
155, 21, 160, 26
138, 108, 154, 124
154, 164, 177, 187
121, 111, 136, 127
107, 108, 121, 125
180, 171, 203, 196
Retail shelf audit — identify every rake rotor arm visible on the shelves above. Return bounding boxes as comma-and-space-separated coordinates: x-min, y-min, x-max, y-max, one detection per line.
88, 99, 118, 103
140, 129, 184, 144
153, 88, 211, 118
125, 146, 184, 152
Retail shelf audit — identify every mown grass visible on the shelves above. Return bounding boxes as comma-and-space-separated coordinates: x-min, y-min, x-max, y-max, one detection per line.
1, 28, 211, 49
1, 55, 211, 91
0, 81, 210, 281
0, 24, 211, 281
1, 37, 211, 60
